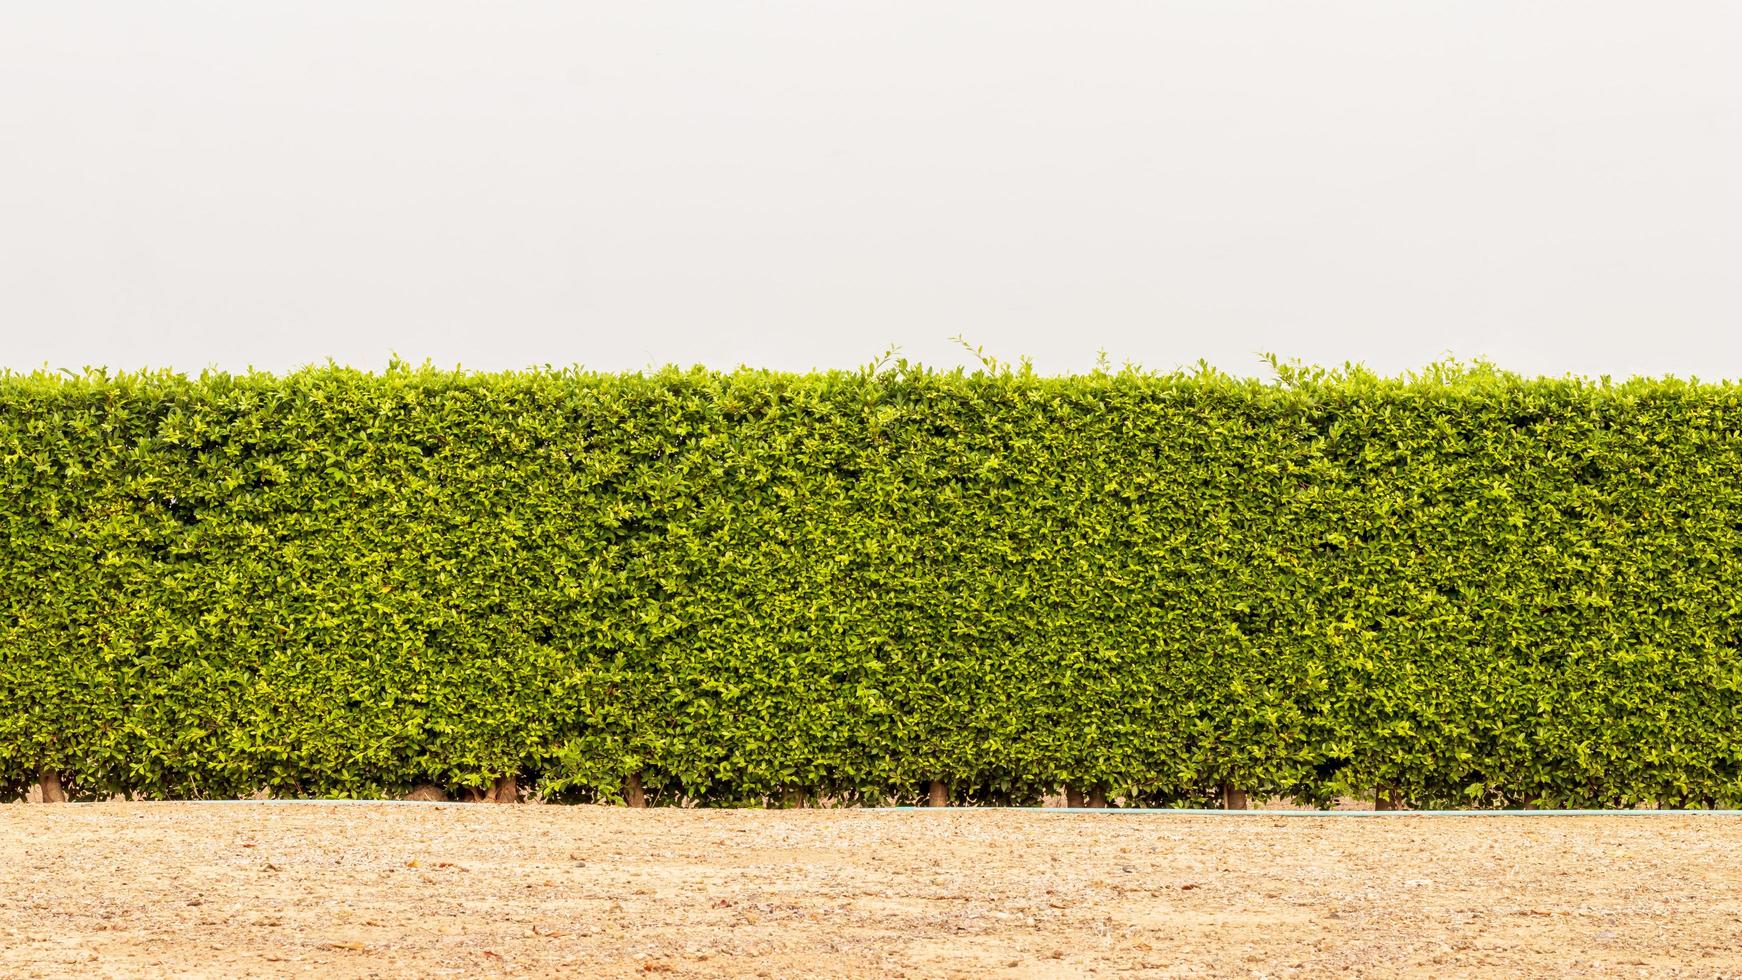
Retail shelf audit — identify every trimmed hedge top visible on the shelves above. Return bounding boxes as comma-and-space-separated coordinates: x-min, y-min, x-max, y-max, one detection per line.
5, 358, 1742, 806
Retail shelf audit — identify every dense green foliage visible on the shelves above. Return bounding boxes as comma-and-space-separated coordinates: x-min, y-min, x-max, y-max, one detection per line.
5, 357, 1742, 807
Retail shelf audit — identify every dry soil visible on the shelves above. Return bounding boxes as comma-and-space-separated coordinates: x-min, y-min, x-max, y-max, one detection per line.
3, 803, 1741, 978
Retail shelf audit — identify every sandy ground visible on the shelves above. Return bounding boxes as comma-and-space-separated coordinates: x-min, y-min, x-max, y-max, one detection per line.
3, 804, 1742, 978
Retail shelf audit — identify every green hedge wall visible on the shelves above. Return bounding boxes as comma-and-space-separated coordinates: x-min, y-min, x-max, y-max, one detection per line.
5, 359, 1742, 807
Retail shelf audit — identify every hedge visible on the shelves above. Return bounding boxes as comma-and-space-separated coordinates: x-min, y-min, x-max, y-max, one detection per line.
4, 357, 1742, 807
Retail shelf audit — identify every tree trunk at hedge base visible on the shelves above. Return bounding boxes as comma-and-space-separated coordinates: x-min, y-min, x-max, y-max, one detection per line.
1065, 785, 1085, 808
1087, 787, 1108, 809
625, 774, 647, 809
485, 775, 517, 804
1376, 787, 1403, 811
928, 781, 948, 807
1219, 784, 1247, 810
39, 769, 65, 804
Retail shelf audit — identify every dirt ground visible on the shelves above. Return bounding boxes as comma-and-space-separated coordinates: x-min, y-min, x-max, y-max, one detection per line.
3, 804, 1742, 978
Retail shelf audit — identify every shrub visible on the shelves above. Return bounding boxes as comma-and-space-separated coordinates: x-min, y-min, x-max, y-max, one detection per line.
4, 357, 1741, 807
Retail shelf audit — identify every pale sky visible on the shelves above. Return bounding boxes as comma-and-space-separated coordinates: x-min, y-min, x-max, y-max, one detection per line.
2, 2, 1738, 378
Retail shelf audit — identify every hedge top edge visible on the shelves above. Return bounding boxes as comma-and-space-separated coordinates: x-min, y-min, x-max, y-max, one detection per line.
7, 354, 1742, 393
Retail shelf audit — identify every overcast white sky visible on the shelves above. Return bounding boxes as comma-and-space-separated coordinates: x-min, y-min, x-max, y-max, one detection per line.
2, 3, 1738, 378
